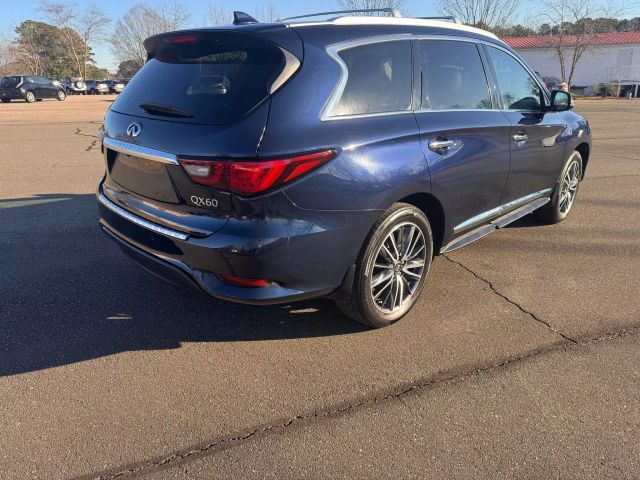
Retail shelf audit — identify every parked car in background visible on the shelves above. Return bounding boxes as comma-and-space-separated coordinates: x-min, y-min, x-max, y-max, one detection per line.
97, 10, 591, 328
543, 76, 562, 91
62, 77, 87, 95
1, 75, 66, 103
106, 79, 126, 94
86, 80, 110, 95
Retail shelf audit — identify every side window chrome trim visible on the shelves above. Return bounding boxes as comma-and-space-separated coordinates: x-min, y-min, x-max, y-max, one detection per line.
322, 34, 508, 121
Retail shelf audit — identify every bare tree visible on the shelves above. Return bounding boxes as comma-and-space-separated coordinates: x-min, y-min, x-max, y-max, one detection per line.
255, 0, 280, 22
536, 0, 626, 86
4, 37, 39, 76
39, 2, 82, 76
154, 0, 192, 31
437, 0, 520, 29
38, 1, 110, 78
207, 3, 230, 26
338, 0, 407, 15
0, 35, 12, 76
78, 6, 110, 78
109, 2, 192, 70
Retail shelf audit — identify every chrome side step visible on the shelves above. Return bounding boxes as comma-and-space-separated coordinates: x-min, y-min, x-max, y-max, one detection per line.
440, 197, 550, 254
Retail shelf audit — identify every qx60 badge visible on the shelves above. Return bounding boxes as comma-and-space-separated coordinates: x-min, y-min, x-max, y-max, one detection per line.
126, 122, 142, 137
190, 195, 219, 208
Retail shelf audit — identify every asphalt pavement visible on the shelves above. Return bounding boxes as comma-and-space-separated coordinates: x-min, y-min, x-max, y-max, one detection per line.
0, 96, 638, 479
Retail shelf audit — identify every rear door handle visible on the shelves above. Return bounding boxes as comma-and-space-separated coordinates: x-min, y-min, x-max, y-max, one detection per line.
428, 139, 455, 152
512, 132, 528, 143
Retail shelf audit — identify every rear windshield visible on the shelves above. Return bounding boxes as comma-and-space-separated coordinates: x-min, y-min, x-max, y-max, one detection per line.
1, 76, 21, 88
111, 32, 287, 125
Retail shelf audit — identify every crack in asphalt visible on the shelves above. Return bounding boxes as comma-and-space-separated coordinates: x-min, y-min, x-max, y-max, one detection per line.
78, 326, 640, 480
443, 255, 578, 344
74, 249, 616, 479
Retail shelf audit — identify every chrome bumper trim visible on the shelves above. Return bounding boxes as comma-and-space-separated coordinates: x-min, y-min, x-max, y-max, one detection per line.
98, 192, 189, 241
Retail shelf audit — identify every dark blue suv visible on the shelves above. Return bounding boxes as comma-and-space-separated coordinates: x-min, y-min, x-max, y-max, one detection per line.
96, 11, 591, 327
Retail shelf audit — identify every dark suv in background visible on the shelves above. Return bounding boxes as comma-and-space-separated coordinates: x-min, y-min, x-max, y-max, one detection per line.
96, 10, 591, 327
0, 75, 66, 103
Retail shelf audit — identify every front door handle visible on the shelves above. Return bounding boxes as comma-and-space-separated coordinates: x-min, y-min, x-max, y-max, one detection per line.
512, 132, 528, 143
428, 138, 455, 152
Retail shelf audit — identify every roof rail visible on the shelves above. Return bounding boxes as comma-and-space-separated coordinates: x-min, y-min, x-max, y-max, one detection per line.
416, 16, 461, 24
278, 8, 402, 22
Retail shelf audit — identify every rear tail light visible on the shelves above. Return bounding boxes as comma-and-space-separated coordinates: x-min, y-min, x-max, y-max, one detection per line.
220, 275, 271, 287
179, 149, 336, 197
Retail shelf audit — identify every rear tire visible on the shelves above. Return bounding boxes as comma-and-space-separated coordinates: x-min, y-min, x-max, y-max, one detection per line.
1, 98, 10, 103
535, 150, 583, 224
24, 91, 36, 103
336, 203, 433, 328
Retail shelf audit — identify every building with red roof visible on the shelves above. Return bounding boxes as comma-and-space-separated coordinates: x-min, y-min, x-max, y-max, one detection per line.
502, 31, 640, 96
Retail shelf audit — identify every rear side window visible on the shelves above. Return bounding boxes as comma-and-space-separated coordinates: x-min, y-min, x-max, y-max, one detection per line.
420, 40, 492, 110
1, 76, 21, 87
111, 33, 290, 125
487, 47, 543, 111
333, 40, 412, 116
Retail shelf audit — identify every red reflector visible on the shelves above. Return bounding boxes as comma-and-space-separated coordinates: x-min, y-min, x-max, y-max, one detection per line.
171, 35, 198, 44
220, 275, 271, 287
179, 149, 336, 197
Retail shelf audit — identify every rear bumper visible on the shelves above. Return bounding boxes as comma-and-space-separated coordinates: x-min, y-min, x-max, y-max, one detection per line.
0, 90, 22, 99
97, 181, 375, 305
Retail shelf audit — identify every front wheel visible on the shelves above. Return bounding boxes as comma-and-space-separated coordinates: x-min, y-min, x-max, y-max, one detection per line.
24, 91, 36, 103
336, 203, 433, 328
1, 98, 10, 103
57, 90, 66, 101
535, 150, 583, 224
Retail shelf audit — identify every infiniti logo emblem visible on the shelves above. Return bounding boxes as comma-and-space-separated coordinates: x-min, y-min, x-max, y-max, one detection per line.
126, 123, 142, 137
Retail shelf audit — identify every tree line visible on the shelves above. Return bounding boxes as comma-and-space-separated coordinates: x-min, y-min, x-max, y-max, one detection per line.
0, 0, 636, 87
494, 16, 640, 38
0, 0, 281, 79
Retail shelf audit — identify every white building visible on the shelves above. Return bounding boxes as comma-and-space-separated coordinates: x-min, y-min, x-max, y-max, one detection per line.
504, 31, 640, 97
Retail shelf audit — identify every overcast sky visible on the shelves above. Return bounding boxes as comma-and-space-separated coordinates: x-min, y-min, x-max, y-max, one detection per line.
2, 0, 640, 72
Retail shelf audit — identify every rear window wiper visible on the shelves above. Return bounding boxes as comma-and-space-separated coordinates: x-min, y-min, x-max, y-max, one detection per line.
139, 102, 194, 118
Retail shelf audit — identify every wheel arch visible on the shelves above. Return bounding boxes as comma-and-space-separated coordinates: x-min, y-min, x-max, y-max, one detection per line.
575, 142, 590, 179
397, 192, 446, 255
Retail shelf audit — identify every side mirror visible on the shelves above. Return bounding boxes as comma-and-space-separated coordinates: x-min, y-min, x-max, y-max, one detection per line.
549, 90, 573, 112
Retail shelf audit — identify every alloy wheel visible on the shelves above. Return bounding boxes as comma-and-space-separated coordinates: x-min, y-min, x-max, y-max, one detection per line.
559, 157, 581, 215
370, 221, 427, 313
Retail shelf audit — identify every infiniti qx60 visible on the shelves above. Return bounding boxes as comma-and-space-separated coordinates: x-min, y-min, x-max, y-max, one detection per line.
96, 11, 591, 327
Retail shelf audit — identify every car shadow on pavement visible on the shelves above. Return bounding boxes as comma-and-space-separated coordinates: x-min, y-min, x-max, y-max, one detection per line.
0, 194, 367, 377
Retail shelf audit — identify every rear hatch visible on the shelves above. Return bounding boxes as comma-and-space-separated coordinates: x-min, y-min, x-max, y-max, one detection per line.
0, 76, 21, 93
101, 27, 302, 235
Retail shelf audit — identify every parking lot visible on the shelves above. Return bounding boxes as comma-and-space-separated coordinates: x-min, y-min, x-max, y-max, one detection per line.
1, 96, 639, 479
